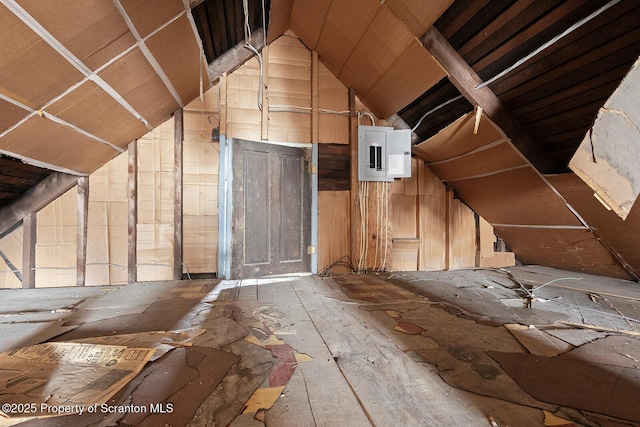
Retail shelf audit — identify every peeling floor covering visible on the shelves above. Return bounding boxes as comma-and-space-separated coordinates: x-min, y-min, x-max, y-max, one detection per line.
0, 266, 639, 426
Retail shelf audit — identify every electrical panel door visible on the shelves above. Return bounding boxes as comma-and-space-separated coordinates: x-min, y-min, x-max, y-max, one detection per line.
358, 125, 411, 182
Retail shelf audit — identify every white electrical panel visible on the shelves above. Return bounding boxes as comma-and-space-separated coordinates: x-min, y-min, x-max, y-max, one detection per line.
358, 125, 411, 182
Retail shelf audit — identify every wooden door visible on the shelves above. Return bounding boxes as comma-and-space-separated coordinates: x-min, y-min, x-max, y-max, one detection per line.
231, 139, 311, 278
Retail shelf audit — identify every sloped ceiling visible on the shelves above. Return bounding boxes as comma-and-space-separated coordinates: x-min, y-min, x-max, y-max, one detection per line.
0, 0, 209, 181
270, 0, 640, 279
287, 0, 451, 119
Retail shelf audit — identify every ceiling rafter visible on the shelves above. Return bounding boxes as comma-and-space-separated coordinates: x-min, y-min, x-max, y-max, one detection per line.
421, 25, 551, 172
208, 29, 265, 81
0, 172, 79, 239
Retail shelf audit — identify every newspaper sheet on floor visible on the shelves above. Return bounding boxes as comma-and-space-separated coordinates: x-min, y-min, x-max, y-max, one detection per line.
0, 342, 154, 418
69, 329, 206, 361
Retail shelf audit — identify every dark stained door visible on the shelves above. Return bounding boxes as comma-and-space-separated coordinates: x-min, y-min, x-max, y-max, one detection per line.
231, 139, 311, 278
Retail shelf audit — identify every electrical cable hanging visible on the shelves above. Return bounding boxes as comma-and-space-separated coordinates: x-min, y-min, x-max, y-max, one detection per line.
261, 0, 267, 44
242, 0, 263, 111
242, 0, 251, 43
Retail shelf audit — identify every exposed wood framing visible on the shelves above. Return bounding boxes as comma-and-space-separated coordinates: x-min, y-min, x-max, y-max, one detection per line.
421, 26, 552, 172
22, 212, 36, 289
219, 74, 228, 135
311, 51, 319, 144
128, 140, 138, 284
208, 30, 265, 82
349, 88, 358, 265
261, 45, 269, 141
76, 177, 89, 287
174, 109, 184, 280
0, 172, 78, 239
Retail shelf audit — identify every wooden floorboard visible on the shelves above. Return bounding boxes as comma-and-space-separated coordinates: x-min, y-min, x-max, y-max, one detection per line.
291, 276, 488, 426
256, 279, 371, 427
1, 268, 639, 426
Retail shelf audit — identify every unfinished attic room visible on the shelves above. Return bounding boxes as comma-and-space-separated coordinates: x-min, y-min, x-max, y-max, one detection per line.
3, 0, 640, 426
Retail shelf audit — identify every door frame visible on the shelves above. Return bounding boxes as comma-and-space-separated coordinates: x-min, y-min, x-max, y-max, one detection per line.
218, 137, 317, 279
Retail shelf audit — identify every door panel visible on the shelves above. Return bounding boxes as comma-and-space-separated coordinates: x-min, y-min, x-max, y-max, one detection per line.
231, 140, 311, 278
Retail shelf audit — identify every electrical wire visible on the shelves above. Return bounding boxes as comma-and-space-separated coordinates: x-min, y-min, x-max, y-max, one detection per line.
243, 43, 263, 111
242, 0, 251, 43
182, 262, 192, 280
261, 0, 267, 44
476, 0, 621, 89
242, 0, 263, 111
544, 298, 640, 324
358, 111, 376, 126
411, 95, 463, 132
318, 255, 357, 278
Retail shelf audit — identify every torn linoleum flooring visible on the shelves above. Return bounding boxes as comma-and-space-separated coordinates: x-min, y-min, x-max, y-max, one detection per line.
0, 280, 310, 426
333, 266, 640, 426
1, 268, 639, 426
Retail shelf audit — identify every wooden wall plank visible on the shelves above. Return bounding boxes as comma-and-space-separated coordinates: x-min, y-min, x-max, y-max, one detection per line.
318, 144, 350, 191
349, 88, 358, 266
318, 191, 351, 273
448, 199, 476, 269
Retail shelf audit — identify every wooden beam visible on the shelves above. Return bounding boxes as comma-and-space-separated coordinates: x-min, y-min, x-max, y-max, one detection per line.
174, 109, 184, 280
208, 30, 265, 82
76, 177, 89, 287
261, 45, 269, 141
219, 74, 228, 135
311, 51, 319, 144
0, 172, 78, 239
349, 88, 358, 266
22, 212, 36, 289
421, 26, 552, 172
128, 140, 138, 284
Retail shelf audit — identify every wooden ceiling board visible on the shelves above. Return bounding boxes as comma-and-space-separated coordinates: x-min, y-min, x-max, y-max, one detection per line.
412, 113, 505, 162
449, 166, 583, 227
290, 0, 332, 51
494, 226, 631, 280
0, 115, 119, 174
0, 5, 84, 109
467, 0, 587, 73
436, 0, 489, 40
18, 0, 135, 71
548, 173, 640, 278
339, 4, 415, 97
456, 0, 538, 59
119, 0, 185, 38
145, 15, 208, 106
363, 41, 446, 119
47, 81, 149, 149
516, 80, 616, 124
497, 27, 640, 106
386, 0, 453, 37
315, 0, 380, 76
428, 141, 526, 182
267, 0, 294, 44
99, 48, 179, 128
0, 157, 49, 182
0, 99, 28, 134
